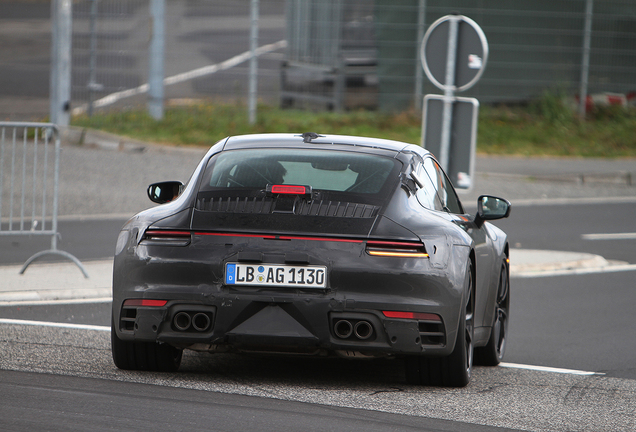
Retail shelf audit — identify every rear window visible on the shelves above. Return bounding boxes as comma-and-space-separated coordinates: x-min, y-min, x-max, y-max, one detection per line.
199, 149, 399, 195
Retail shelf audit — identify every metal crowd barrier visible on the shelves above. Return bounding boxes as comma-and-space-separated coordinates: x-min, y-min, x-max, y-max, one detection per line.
0, 122, 88, 278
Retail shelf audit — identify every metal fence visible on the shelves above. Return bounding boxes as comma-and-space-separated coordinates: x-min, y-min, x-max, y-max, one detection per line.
282, 0, 636, 111
2, 0, 633, 120
66, 0, 636, 114
423, 0, 636, 107
0, 122, 87, 277
69, 0, 287, 116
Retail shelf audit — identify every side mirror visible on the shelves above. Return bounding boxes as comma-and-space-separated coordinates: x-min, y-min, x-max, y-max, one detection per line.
474, 195, 511, 227
147, 181, 183, 204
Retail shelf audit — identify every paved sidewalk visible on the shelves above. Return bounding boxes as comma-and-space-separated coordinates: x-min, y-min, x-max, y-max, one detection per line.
0, 260, 112, 305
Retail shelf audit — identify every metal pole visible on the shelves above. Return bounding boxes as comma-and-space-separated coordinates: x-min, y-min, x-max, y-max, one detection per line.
51, 130, 61, 251
88, 0, 99, 117
414, 0, 426, 112
439, 15, 459, 172
578, 0, 594, 119
148, 0, 165, 120
49, 0, 58, 124
248, 0, 259, 125
50, 0, 72, 127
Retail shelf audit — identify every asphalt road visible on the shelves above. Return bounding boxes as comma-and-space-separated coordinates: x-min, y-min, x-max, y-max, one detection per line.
1, 369, 523, 432
2, 192, 636, 431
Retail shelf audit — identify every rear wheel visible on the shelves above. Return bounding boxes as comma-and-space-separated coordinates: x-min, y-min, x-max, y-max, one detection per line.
475, 260, 510, 366
405, 262, 474, 387
111, 319, 182, 372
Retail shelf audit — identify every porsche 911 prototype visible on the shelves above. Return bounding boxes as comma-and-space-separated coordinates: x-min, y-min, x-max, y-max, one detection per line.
112, 133, 511, 387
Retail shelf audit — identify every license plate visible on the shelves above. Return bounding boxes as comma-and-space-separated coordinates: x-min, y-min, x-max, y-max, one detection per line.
225, 263, 327, 288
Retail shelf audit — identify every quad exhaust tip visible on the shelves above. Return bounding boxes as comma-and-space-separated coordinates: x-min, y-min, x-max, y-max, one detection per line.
334, 319, 374, 341
173, 311, 212, 332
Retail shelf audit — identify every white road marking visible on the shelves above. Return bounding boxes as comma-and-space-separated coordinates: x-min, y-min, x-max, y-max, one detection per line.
0, 318, 606, 376
507, 196, 636, 207
0, 298, 112, 307
71, 40, 287, 116
582, 232, 636, 240
499, 362, 603, 376
512, 263, 636, 278
0, 318, 110, 332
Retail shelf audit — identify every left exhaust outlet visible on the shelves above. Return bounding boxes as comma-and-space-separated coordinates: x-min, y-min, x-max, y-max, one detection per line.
173, 312, 192, 331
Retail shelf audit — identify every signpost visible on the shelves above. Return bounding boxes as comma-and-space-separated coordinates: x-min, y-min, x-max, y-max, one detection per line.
422, 94, 478, 189
420, 14, 488, 190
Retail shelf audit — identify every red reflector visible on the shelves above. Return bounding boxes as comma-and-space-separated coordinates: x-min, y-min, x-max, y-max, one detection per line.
123, 299, 168, 307
271, 184, 307, 194
382, 311, 441, 321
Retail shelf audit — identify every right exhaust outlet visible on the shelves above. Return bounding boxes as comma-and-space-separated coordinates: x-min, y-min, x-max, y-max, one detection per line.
192, 312, 211, 332
354, 320, 373, 340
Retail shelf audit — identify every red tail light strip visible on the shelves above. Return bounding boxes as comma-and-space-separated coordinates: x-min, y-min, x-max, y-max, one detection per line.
123, 299, 168, 307
144, 230, 191, 238
367, 240, 426, 248
277, 235, 362, 243
150, 231, 424, 252
195, 232, 277, 240
383, 311, 441, 322
194, 232, 363, 243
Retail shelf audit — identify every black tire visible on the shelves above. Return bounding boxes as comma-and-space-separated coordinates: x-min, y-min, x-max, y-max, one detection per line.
405, 262, 474, 387
475, 261, 510, 366
111, 319, 182, 372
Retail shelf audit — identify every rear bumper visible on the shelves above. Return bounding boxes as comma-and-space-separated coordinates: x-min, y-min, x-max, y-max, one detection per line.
113, 288, 458, 357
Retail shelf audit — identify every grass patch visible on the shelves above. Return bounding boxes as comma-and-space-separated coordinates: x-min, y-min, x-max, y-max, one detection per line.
71, 99, 636, 158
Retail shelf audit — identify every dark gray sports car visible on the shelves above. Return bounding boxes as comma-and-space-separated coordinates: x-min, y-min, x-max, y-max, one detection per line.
112, 133, 511, 387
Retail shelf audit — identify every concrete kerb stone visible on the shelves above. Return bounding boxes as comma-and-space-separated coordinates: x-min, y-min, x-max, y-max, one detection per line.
63, 126, 148, 153
509, 249, 628, 277
63, 126, 208, 156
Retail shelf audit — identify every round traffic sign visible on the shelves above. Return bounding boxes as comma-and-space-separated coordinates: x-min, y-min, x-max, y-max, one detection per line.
421, 15, 488, 92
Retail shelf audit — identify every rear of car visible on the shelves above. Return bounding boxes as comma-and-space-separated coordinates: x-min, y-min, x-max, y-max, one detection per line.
112, 135, 464, 380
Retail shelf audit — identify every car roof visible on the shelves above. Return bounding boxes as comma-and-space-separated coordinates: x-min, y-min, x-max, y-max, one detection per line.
220, 133, 431, 158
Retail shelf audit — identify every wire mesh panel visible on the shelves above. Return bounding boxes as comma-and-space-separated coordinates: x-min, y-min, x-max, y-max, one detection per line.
70, 0, 287, 115
71, 0, 149, 113
4, 0, 632, 119
281, 0, 377, 110
420, 0, 636, 105
283, 0, 636, 111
